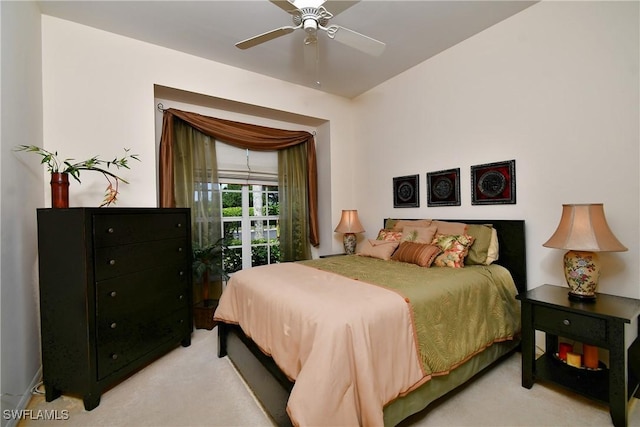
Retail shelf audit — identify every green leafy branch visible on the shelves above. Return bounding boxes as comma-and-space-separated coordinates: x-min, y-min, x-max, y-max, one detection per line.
14, 145, 140, 206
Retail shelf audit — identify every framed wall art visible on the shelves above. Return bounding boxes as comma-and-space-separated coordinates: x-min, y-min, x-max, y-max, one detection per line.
471, 159, 516, 205
427, 168, 460, 207
393, 174, 419, 208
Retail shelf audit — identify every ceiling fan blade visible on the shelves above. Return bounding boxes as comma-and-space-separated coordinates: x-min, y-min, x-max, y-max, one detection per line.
325, 25, 385, 56
321, 0, 360, 17
236, 26, 298, 50
269, 0, 299, 14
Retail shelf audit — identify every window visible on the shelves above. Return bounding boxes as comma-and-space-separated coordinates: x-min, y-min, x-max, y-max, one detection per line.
221, 183, 280, 273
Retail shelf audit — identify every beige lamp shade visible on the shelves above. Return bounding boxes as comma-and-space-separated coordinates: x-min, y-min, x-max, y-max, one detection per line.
543, 203, 626, 300
334, 210, 364, 255
543, 204, 627, 252
334, 210, 365, 234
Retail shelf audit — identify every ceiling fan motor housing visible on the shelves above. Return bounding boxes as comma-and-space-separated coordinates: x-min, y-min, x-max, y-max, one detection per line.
293, 7, 332, 33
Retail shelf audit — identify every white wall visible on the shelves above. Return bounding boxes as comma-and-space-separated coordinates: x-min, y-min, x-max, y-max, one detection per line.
41, 15, 356, 255
353, 1, 639, 298
1, 2, 45, 425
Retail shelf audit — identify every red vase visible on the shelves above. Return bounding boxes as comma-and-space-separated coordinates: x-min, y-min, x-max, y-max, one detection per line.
50, 172, 70, 208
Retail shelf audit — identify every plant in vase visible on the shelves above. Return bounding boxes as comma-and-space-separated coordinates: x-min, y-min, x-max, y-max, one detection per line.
14, 145, 140, 207
192, 238, 229, 307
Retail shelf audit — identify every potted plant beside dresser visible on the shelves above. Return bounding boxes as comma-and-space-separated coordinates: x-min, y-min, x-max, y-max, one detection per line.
192, 238, 229, 330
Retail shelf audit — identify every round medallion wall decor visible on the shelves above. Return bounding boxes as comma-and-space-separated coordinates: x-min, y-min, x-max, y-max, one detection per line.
397, 182, 415, 202
478, 170, 506, 197
432, 177, 453, 199
393, 174, 420, 208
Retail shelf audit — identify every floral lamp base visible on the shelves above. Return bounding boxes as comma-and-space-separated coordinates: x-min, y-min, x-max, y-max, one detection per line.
564, 250, 600, 301
343, 233, 357, 255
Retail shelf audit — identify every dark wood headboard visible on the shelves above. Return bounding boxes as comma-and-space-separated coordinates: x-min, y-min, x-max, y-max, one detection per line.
384, 219, 527, 294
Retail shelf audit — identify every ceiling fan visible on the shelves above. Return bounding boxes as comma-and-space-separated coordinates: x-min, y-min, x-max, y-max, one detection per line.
235, 0, 386, 57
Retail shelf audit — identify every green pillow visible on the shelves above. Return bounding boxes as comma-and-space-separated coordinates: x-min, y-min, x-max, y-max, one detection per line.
465, 224, 493, 265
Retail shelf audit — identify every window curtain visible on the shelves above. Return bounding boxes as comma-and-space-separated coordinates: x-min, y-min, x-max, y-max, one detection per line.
173, 119, 221, 248
278, 143, 311, 261
159, 107, 319, 250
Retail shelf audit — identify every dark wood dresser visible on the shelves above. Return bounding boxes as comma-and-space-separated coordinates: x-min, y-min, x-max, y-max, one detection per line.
37, 208, 193, 410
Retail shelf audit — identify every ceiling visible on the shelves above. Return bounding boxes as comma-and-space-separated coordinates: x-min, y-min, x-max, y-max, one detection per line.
36, 0, 537, 99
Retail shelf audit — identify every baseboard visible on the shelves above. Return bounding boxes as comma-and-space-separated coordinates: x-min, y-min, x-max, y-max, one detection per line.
2, 366, 42, 427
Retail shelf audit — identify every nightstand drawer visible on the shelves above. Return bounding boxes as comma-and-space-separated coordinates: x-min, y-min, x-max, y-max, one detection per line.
534, 305, 607, 342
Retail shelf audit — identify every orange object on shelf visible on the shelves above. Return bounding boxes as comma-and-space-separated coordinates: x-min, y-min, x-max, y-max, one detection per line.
583, 344, 599, 369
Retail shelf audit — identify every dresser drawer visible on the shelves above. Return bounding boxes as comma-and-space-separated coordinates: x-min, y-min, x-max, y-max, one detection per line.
96, 266, 189, 318
94, 237, 187, 281
93, 213, 188, 247
96, 307, 189, 380
534, 305, 607, 342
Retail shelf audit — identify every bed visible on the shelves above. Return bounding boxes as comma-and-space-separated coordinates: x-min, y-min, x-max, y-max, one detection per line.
214, 219, 526, 426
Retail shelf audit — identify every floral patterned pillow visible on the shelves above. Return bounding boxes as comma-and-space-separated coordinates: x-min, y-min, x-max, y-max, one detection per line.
431, 234, 475, 268
377, 229, 403, 242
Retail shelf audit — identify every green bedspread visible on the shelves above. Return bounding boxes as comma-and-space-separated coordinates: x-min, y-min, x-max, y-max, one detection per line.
299, 255, 521, 377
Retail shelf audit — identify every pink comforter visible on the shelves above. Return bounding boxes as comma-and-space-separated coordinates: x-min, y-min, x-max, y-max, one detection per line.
214, 262, 424, 426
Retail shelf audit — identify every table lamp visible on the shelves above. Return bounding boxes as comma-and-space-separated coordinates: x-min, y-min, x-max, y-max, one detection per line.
334, 210, 365, 255
543, 203, 627, 300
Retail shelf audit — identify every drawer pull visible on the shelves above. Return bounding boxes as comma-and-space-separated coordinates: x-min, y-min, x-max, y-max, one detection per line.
177, 223, 183, 228
178, 247, 183, 253
107, 227, 115, 234
110, 291, 117, 297
110, 322, 117, 329
109, 259, 116, 266
179, 295, 184, 300
111, 353, 118, 360
179, 271, 184, 276
563, 319, 571, 326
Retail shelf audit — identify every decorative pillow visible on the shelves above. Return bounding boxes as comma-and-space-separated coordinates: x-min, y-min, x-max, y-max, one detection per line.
485, 228, 499, 264
465, 224, 494, 265
431, 234, 475, 268
357, 239, 400, 260
400, 224, 438, 244
432, 220, 467, 235
377, 229, 403, 242
391, 242, 442, 267
390, 219, 433, 232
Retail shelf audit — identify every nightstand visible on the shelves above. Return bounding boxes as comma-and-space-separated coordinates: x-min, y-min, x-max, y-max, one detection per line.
517, 285, 640, 427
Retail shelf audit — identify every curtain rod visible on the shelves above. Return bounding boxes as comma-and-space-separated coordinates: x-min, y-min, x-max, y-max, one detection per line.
157, 102, 317, 137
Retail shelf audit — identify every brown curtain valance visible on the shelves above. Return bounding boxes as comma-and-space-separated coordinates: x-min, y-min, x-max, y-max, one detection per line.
159, 108, 319, 246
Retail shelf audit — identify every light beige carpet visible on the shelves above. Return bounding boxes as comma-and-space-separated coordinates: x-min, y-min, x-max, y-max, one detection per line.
20, 327, 639, 427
